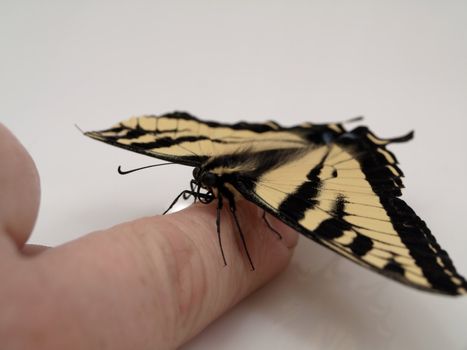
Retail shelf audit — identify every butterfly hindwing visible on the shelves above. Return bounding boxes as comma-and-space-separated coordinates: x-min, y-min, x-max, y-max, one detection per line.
230, 129, 467, 295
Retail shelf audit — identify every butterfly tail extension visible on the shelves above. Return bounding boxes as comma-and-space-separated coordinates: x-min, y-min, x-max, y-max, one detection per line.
350, 126, 415, 146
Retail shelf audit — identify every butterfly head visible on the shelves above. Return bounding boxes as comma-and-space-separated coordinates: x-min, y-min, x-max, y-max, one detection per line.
193, 166, 218, 189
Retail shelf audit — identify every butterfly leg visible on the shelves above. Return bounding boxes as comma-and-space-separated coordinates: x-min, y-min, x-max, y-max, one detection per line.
164, 189, 213, 214
163, 190, 192, 215
195, 183, 202, 203
216, 193, 227, 266
187, 180, 198, 202
262, 211, 282, 240
226, 197, 255, 271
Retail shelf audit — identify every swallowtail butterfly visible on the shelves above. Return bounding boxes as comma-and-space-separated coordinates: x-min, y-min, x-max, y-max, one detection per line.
84, 112, 467, 295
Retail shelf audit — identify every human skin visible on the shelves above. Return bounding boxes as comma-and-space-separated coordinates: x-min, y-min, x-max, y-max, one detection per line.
0, 123, 298, 350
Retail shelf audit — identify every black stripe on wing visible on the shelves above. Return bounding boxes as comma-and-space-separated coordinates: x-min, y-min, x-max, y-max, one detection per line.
84, 130, 208, 166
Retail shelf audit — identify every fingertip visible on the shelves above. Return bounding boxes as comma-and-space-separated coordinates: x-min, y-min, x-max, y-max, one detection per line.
0, 124, 41, 248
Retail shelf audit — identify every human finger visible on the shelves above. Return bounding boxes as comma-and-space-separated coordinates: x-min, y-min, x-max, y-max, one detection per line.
0, 123, 40, 248
2, 201, 297, 349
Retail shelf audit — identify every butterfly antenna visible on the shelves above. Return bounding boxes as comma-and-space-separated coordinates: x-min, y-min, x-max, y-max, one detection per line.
342, 115, 364, 124
118, 162, 176, 175
74, 124, 85, 134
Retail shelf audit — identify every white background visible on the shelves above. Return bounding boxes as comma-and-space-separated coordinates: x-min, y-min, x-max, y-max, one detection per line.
1, 1, 467, 349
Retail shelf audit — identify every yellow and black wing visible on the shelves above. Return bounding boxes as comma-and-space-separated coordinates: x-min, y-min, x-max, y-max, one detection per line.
84, 111, 347, 166
229, 127, 467, 295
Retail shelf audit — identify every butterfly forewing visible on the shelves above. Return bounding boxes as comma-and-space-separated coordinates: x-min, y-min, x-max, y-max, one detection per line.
85, 112, 351, 166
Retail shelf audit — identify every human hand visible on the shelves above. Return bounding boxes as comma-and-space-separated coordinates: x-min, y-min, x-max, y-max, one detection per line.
0, 123, 298, 350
